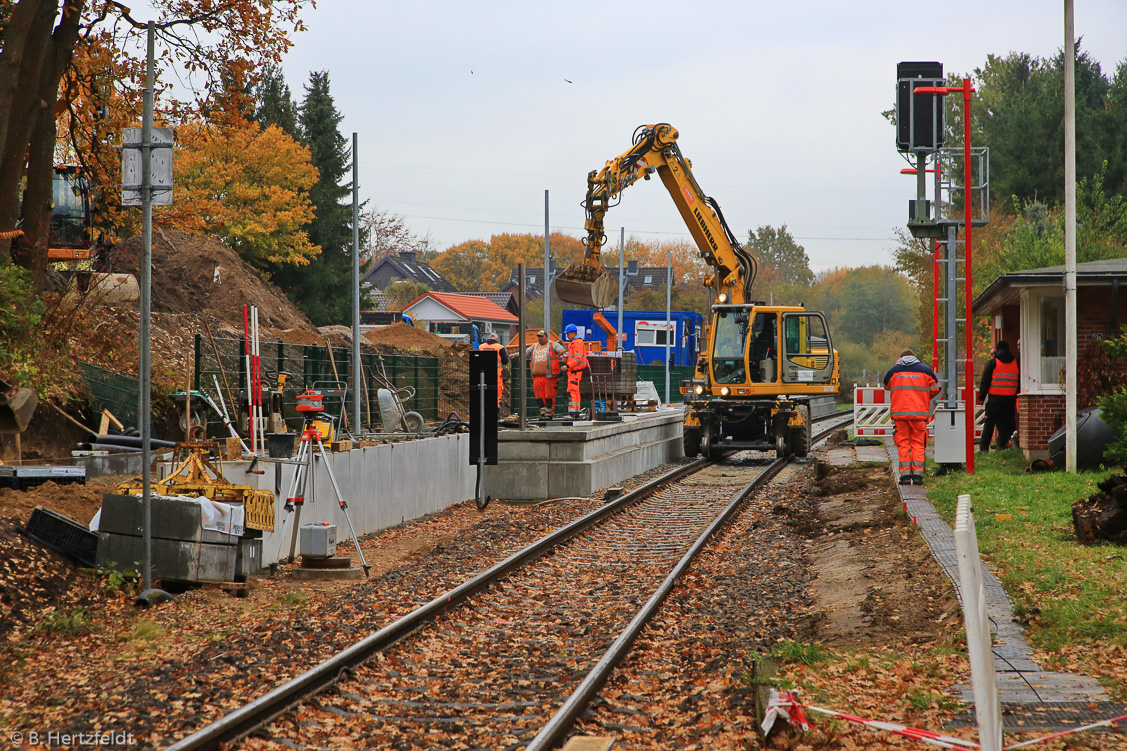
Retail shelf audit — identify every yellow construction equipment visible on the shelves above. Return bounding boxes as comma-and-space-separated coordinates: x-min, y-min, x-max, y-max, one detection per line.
567, 124, 840, 459
117, 442, 275, 532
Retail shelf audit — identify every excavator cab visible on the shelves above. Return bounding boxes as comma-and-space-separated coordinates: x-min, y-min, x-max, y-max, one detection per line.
48, 167, 95, 262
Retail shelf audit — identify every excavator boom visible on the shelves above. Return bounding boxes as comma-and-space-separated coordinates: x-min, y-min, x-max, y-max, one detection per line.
552, 123, 758, 308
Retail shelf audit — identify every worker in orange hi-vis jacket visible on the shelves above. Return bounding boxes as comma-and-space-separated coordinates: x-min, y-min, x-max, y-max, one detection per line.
525, 329, 568, 417
978, 339, 1019, 452
477, 333, 509, 408
883, 348, 940, 486
563, 324, 589, 420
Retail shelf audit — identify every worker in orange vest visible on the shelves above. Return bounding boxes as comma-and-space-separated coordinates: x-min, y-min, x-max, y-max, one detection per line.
978, 339, 1019, 452
883, 348, 940, 485
563, 324, 589, 420
477, 332, 509, 410
525, 329, 567, 418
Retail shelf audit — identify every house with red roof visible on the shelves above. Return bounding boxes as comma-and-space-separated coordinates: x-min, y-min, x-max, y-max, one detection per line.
402, 291, 520, 345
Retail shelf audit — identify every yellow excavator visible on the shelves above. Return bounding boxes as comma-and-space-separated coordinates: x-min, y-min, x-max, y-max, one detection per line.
552, 123, 839, 459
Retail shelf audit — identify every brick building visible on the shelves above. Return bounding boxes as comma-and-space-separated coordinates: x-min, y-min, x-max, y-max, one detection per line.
972, 258, 1127, 458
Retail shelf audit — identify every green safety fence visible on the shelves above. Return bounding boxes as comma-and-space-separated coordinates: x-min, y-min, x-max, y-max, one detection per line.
191, 335, 461, 437
77, 361, 139, 428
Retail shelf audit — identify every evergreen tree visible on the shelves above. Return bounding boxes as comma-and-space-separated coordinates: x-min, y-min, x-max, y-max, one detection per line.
270, 71, 359, 325
254, 65, 301, 140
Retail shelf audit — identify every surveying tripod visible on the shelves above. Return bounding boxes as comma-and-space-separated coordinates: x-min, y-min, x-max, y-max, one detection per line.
278, 389, 370, 576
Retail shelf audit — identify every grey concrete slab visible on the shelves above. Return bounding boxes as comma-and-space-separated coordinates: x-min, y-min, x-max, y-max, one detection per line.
158, 435, 478, 566
953, 672, 1110, 704
482, 411, 683, 501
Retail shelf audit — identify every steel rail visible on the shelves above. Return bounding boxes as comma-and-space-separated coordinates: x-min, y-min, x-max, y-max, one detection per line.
525, 413, 853, 750
166, 412, 853, 750
164, 456, 710, 750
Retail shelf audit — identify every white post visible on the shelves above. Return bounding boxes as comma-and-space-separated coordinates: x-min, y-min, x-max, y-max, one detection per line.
954, 494, 1003, 751
1064, 0, 1078, 472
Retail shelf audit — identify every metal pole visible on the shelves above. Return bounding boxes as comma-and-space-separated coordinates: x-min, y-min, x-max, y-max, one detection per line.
618, 228, 624, 352
665, 251, 672, 404
962, 78, 975, 475
352, 133, 361, 436
544, 190, 550, 332
518, 262, 527, 431
946, 224, 959, 410
140, 22, 155, 594
1064, 0, 1078, 472
932, 238, 940, 377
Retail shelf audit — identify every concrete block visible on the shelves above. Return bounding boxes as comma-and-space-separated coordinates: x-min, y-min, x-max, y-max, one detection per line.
96, 532, 237, 582
235, 538, 262, 580
482, 461, 548, 500
98, 493, 238, 544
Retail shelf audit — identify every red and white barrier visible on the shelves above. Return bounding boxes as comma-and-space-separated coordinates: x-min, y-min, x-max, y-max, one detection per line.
856, 385, 986, 441
762, 688, 1127, 749
853, 386, 893, 436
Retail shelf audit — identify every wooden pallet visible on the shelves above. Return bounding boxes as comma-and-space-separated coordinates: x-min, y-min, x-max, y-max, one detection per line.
155, 578, 251, 598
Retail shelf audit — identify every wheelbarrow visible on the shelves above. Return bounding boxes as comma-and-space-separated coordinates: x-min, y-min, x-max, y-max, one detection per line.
0, 377, 37, 435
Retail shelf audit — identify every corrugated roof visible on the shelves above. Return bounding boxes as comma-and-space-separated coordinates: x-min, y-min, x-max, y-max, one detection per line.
973, 257, 1127, 315
405, 291, 518, 322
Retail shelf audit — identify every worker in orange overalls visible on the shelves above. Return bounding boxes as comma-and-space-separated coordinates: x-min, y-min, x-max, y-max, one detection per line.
525, 329, 567, 418
883, 348, 940, 485
477, 332, 510, 410
563, 324, 589, 420
978, 339, 1019, 452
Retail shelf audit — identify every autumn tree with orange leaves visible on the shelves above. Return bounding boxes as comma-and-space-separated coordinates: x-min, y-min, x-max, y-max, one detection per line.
0, 0, 310, 288
432, 232, 584, 292
158, 120, 318, 270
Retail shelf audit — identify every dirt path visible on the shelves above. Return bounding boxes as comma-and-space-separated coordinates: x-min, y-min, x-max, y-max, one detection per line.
801, 463, 960, 647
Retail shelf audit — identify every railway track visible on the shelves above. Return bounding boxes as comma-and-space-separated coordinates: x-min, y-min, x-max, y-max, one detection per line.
167, 412, 852, 750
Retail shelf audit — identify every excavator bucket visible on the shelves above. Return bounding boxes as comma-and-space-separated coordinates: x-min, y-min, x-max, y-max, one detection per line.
0, 377, 38, 435
552, 260, 620, 309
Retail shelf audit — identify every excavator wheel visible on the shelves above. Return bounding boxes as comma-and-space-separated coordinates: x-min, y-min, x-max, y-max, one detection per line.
683, 426, 701, 458
775, 433, 789, 459
789, 405, 811, 458
701, 427, 714, 460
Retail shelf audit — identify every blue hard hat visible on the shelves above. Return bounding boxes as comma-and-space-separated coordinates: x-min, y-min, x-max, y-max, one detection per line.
564, 324, 578, 335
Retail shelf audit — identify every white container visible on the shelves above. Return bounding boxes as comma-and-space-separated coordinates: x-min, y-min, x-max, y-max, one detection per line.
299, 522, 337, 558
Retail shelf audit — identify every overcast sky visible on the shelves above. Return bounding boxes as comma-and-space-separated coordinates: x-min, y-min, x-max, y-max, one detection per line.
275, 1, 1126, 273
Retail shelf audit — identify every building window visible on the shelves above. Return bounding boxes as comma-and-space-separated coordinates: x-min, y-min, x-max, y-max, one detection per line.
1039, 295, 1065, 385
644, 275, 653, 284
636, 329, 669, 346
529, 275, 536, 285
1020, 289, 1064, 394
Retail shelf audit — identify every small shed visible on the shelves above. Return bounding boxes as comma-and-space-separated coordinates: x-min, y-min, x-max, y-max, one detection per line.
972, 258, 1127, 458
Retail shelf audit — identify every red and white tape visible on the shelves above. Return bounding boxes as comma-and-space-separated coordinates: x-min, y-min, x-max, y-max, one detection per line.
762, 689, 1127, 749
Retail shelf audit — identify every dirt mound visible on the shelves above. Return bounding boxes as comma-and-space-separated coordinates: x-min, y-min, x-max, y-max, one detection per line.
0, 477, 123, 528
365, 323, 453, 355
110, 228, 313, 330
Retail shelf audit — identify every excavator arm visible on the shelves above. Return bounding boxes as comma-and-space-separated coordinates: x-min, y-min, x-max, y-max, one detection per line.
553, 123, 758, 307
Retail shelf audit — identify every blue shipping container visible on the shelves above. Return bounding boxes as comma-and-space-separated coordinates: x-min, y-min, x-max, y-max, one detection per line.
561, 310, 704, 367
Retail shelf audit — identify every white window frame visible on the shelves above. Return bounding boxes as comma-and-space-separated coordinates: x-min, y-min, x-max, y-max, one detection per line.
1019, 286, 1064, 395
635, 320, 674, 347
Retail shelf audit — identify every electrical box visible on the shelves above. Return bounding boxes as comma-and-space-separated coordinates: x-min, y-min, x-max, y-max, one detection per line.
896, 61, 945, 153
933, 407, 967, 465
300, 522, 337, 559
